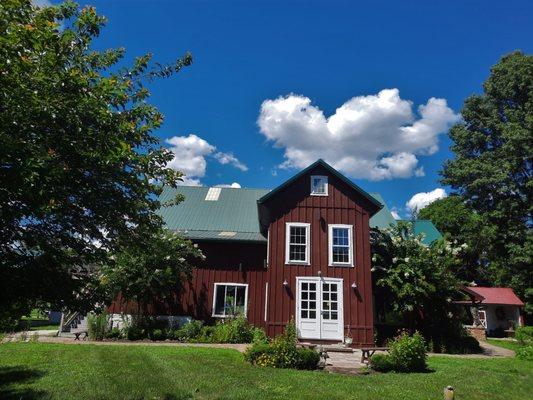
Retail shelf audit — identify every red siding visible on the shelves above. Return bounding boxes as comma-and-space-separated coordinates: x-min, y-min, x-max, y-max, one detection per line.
261, 164, 375, 345
110, 164, 375, 346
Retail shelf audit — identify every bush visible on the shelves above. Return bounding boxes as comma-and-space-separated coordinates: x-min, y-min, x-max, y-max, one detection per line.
87, 312, 109, 341
295, 348, 320, 370
515, 326, 533, 345
211, 316, 254, 343
149, 328, 166, 341
105, 327, 123, 340
175, 320, 203, 341
388, 331, 427, 372
370, 354, 394, 372
516, 345, 533, 361
251, 326, 268, 344
244, 321, 319, 370
126, 326, 147, 341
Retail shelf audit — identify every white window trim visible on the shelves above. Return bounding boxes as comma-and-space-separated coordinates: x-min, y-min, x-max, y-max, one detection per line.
328, 224, 354, 267
285, 222, 311, 265
212, 283, 249, 318
310, 175, 328, 196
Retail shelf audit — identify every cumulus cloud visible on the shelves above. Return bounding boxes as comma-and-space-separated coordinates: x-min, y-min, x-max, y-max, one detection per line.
165, 134, 247, 185
213, 152, 248, 171
406, 188, 447, 212
215, 182, 242, 188
258, 89, 459, 180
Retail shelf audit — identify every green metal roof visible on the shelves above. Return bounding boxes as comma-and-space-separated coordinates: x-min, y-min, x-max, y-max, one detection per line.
158, 186, 269, 242
369, 193, 397, 229
408, 220, 443, 244
158, 184, 441, 245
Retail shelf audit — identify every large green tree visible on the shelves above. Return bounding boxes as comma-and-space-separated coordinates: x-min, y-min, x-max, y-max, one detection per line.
0, 1, 192, 321
441, 51, 532, 312
418, 196, 488, 284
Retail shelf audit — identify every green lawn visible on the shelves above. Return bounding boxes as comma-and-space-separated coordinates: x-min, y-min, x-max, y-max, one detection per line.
0, 343, 531, 400
487, 338, 523, 352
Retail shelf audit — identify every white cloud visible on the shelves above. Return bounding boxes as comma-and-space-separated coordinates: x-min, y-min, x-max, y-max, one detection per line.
258, 89, 460, 181
213, 152, 248, 171
215, 182, 242, 188
165, 134, 247, 185
390, 208, 401, 220
406, 188, 447, 212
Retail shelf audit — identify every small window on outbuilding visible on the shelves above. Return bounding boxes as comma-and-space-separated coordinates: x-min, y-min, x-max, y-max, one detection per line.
310, 175, 328, 196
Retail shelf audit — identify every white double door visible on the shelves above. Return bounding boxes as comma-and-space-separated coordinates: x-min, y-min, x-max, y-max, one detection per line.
296, 277, 344, 340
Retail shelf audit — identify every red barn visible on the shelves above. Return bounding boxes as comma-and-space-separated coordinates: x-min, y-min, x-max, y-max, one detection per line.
109, 159, 438, 346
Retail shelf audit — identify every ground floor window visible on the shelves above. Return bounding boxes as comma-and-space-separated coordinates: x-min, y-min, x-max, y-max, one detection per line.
212, 283, 248, 317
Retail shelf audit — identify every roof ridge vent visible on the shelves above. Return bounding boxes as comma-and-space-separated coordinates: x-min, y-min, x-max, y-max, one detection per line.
205, 187, 222, 201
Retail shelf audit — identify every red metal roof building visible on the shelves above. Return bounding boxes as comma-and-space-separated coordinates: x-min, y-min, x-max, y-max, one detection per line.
463, 287, 525, 306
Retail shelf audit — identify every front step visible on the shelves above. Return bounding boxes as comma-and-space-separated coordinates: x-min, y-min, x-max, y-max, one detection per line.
299, 342, 353, 352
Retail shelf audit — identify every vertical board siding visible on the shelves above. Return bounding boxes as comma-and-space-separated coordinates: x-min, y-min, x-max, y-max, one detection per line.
110, 164, 375, 346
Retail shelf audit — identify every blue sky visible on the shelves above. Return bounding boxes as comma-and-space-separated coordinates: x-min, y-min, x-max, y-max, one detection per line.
51, 0, 532, 217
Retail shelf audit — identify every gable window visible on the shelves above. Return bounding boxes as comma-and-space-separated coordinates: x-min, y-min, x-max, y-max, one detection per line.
212, 283, 248, 317
328, 224, 353, 267
310, 175, 328, 196
285, 222, 310, 265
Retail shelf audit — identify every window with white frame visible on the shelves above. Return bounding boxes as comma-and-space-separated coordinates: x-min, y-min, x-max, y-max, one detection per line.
328, 224, 353, 266
285, 222, 310, 264
310, 175, 328, 196
212, 283, 248, 317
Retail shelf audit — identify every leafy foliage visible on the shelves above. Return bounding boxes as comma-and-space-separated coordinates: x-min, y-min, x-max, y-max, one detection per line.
87, 312, 109, 341
441, 51, 532, 314
243, 320, 319, 370
371, 332, 427, 373
0, 0, 192, 320
372, 222, 463, 329
418, 196, 488, 283
101, 230, 203, 314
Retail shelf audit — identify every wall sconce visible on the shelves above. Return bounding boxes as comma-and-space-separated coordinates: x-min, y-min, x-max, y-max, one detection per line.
283, 279, 288, 286
351, 282, 357, 289
317, 270, 322, 276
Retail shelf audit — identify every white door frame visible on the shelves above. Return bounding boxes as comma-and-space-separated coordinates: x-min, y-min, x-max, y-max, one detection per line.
295, 276, 344, 340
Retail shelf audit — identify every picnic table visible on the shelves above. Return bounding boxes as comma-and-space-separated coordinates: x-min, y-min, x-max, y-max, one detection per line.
360, 347, 389, 364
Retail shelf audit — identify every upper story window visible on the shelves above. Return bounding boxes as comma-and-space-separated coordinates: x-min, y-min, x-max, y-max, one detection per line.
328, 224, 353, 267
212, 283, 248, 317
285, 222, 310, 265
310, 175, 328, 196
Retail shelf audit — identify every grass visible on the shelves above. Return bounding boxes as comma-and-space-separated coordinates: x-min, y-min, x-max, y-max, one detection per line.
487, 338, 523, 352
0, 342, 531, 400
28, 324, 59, 332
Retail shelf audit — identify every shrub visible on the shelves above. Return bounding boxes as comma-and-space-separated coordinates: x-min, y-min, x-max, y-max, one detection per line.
87, 312, 110, 341
244, 321, 319, 370
105, 327, 123, 340
126, 326, 146, 341
388, 331, 427, 372
370, 354, 394, 372
515, 326, 533, 345
251, 326, 268, 344
295, 348, 320, 370
516, 345, 533, 361
149, 328, 166, 341
175, 320, 203, 341
212, 316, 254, 343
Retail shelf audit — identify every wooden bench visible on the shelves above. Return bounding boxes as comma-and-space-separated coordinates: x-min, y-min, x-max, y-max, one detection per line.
360, 347, 389, 364
74, 331, 88, 341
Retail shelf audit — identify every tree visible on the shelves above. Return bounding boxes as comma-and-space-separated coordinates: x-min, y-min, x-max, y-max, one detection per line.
441, 51, 532, 311
371, 223, 464, 341
101, 230, 204, 315
418, 196, 488, 283
0, 1, 192, 322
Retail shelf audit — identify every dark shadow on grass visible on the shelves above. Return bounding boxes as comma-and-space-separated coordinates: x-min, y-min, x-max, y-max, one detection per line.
0, 366, 50, 400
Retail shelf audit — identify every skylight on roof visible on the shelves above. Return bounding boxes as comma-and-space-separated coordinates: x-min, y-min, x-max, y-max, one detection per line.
205, 187, 222, 201
218, 231, 237, 237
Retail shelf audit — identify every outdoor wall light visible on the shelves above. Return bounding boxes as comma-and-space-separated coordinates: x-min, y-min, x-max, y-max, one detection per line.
351, 282, 358, 289
317, 270, 322, 276
283, 279, 288, 286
